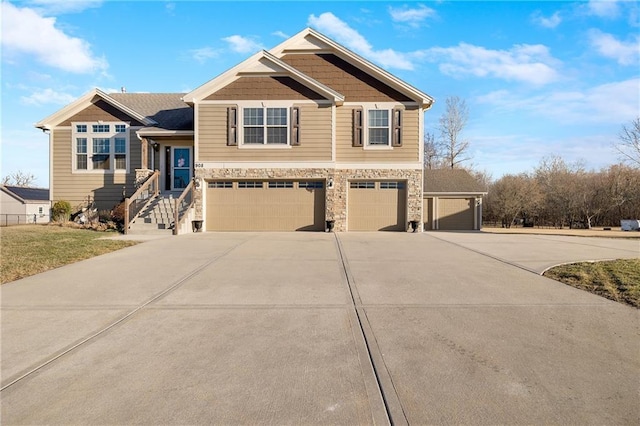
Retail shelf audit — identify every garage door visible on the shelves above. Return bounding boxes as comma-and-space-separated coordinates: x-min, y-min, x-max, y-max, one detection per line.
438, 198, 474, 230
348, 181, 406, 231
206, 180, 325, 231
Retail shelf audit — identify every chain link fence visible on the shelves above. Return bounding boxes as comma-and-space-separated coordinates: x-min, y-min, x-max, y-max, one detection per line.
1, 214, 50, 226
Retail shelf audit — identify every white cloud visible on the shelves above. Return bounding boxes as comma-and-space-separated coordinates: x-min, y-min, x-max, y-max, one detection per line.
586, 0, 621, 19
222, 35, 264, 54
1, 2, 107, 74
531, 11, 562, 28
417, 43, 561, 85
26, 0, 103, 14
476, 78, 640, 124
190, 47, 220, 63
389, 4, 437, 28
308, 12, 414, 70
588, 29, 640, 65
20, 88, 76, 106
272, 31, 289, 39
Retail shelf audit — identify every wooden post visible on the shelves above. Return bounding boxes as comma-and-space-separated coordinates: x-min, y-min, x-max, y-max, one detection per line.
124, 197, 130, 234
141, 138, 148, 169
174, 198, 179, 236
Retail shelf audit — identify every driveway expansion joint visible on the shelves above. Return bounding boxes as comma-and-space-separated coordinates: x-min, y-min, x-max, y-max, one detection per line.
0, 238, 250, 392
334, 234, 408, 426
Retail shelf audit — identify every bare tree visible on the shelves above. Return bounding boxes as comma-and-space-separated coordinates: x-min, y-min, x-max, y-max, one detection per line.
534, 156, 579, 228
1, 170, 37, 187
614, 117, 640, 168
487, 173, 541, 228
437, 96, 471, 169
423, 131, 441, 169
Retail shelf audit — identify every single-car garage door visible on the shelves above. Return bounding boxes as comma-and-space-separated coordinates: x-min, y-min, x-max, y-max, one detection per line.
438, 198, 474, 230
348, 181, 406, 231
206, 180, 325, 231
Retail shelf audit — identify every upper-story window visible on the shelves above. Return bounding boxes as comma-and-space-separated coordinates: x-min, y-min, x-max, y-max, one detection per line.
72, 122, 129, 172
227, 105, 300, 148
353, 106, 402, 149
243, 107, 288, 145
368, 110, 390, 146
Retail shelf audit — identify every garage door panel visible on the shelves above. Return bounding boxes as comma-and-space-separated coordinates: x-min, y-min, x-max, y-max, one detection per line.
206, 181, 325, 231
348, 182, 406, 231
438, 198, 474, 230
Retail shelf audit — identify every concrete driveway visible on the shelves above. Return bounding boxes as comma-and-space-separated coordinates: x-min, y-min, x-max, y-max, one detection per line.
1, 232, 638, 425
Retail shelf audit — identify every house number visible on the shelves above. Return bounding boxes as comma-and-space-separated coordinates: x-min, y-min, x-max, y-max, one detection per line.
195, 162, 204, 168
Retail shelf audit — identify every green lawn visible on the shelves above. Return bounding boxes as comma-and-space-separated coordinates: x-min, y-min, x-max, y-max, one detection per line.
1, 225, 138, 284
544, 259, 640, 308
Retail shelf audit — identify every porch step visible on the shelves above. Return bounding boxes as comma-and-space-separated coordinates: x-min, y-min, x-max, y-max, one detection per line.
129, 195, 176, 235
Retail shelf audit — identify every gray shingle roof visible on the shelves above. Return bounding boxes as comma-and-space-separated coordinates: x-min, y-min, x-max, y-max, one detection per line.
2, 186, 50, 201
424, 169, 487, 193
108, 93, 193, 131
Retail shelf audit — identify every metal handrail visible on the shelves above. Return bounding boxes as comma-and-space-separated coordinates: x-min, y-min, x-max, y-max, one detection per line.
124, 170, 160, 234
173, 179, 195, 235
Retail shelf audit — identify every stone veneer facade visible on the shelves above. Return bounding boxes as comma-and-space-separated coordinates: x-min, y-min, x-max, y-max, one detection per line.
193, 168, 423, 232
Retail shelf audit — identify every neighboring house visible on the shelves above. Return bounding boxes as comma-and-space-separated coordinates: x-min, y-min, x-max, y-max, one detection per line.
0, 186, 51, 225
423, 169, 487, 231
36, 28, 434, 233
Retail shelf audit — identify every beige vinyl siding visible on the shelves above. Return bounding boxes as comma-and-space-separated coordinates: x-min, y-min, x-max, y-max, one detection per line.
198, 104, 332, 162
51, 128, 140, 211
336, 106, 420, 163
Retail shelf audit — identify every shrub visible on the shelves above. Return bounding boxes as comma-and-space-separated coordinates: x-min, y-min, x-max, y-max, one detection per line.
98, 210, 112, 223
51, 200, 72, 222
110, 201, 126, 231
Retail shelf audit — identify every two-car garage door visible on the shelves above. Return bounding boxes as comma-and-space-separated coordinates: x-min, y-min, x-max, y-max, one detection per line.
206, 180, 325, 231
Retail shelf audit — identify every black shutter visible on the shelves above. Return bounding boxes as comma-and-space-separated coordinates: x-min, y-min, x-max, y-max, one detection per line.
227, 106, 237, 146
392, 107, 402, 147
352, 107, 363, 147
290, 106, 300, 146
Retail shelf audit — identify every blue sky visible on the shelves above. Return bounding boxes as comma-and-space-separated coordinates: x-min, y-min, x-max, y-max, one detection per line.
1, 0, 638, 187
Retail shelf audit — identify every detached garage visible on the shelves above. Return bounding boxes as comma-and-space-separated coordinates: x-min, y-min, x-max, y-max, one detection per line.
423, 169, 487, 231
206, 180, 325, 231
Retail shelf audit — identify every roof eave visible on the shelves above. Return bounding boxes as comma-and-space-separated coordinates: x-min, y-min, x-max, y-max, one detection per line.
35, 88, 156, 129
423, 191, 488, 196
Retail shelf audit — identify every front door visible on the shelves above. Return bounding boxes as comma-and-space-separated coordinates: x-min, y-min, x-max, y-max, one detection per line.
171, 147, 192, 191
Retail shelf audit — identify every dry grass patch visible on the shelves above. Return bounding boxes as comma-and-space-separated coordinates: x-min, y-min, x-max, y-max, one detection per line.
544, 259, 640, 308
1, 225, 138, 284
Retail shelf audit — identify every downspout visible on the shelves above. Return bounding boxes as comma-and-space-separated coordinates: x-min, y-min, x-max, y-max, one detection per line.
43, 126, 53, 213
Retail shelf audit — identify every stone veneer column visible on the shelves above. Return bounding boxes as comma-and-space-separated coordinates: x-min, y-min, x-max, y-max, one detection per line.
134, 169, 154, 188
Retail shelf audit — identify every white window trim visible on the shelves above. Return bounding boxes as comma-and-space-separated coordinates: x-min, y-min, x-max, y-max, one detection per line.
72, 122, 130, 173
361, 103, 395, 151
237, 102, 293, 149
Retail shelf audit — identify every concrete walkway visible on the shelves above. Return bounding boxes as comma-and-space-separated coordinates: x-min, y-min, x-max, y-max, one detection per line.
1, 232, 638, 425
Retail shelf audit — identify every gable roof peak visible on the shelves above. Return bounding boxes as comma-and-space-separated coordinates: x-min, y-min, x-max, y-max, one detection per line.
270, 27, 434, 109
35, 88, 156, 130
183, 47, 345, 104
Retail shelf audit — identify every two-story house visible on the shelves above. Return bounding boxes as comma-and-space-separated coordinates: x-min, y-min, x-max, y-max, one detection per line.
36, 28, 434, 233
